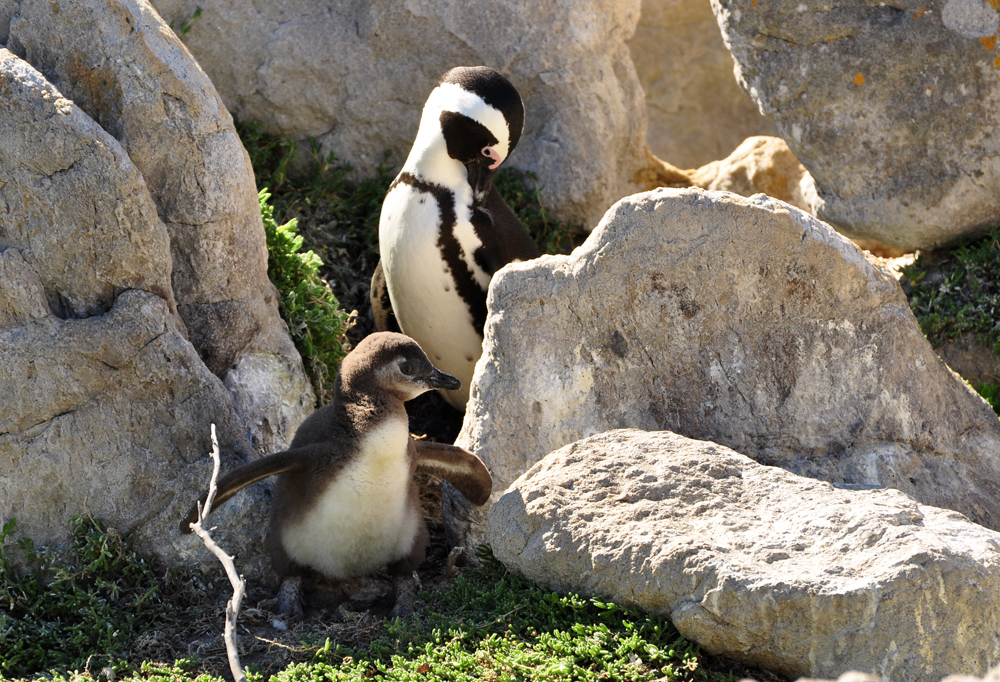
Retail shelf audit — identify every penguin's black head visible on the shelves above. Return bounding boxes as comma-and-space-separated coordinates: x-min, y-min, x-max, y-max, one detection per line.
344, 332, 461, 402
433, 67, 524, 202
438, 67, 524, 156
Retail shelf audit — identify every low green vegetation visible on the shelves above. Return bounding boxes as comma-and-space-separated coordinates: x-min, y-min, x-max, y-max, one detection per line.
1, 520, 736, 682
900, 226, 1000, 413
0, 517, 181, 678
261, 190, 352, 403
168, 6, 202, 38
901, 226, 1000, 355
267, 547, 716, 682
975, 382, 1000, 415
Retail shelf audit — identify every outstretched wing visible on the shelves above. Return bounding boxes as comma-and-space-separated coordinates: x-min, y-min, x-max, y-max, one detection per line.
179, 445, 322, 534
414, 440, 493, 506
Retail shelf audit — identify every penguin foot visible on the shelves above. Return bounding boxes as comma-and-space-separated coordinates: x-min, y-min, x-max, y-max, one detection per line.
274, 575, 304, 621
388, 571, 421, 618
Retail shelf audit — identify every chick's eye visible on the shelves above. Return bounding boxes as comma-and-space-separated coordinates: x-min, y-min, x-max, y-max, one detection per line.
481, 147, 491, 156
400, 361, 417, 376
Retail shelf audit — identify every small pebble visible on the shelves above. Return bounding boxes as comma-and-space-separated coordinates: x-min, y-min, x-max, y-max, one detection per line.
271, 618, 288, 631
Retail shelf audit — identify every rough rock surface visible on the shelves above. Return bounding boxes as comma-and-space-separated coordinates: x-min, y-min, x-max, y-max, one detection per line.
711, 0, 1000, 250
687, 136, 813, 212
933, 336, 1000, 388
150, 0, 648, 228
0, 48, 175, 321
7, 0, 299, 379
628, 0, 777, 168
488, 429, 1000, 682
0, 5, 310, 577
448, 188, 1000, 549
0, 250, 274, 582
803, 664, 1000, 682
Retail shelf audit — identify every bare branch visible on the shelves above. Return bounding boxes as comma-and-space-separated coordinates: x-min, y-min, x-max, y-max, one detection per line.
189, 424, 247, 682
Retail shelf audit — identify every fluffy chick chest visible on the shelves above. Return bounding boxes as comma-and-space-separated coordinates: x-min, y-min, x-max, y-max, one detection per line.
281, 418, 417, 579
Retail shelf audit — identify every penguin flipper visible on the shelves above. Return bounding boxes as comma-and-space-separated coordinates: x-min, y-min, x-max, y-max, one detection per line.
470, 184, 541, 276
180, 444, 322, 534
413, 440, 493, 506
370, 260, 401, 334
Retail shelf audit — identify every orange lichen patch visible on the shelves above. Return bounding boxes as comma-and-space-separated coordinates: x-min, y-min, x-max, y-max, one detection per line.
913, 7, 927, 18
980, 35, 998, 50
989, 0, 1000, 10
828, 36, 836, 40
853, 72, 865, 86
751, 0, 758, 6
995, 54, 1000, 68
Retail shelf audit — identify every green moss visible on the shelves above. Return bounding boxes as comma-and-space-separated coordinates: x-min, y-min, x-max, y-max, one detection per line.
261, 190, 352, 404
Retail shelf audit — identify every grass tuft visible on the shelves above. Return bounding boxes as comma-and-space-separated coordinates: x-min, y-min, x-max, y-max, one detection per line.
975, 382, 1000, 415
0, 517, 177, 678
263, 546, 719, 682
901, 226, 1000, 355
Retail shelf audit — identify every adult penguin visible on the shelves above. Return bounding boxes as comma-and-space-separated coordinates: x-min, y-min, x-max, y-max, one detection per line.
372, 66, 540, 411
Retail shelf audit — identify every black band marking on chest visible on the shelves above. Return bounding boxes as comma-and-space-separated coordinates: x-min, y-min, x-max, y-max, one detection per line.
392, 172, 487, 335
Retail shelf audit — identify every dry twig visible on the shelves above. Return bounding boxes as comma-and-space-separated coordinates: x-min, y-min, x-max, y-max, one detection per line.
188, 424, 247, 682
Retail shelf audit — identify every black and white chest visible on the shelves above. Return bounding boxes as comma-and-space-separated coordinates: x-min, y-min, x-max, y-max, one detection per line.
376, 67, 539, 410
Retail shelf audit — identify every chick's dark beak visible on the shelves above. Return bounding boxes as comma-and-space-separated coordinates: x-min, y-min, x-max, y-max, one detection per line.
426, 368, 461, 391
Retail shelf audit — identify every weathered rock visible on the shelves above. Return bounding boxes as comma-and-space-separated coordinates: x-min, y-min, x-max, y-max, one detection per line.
8, 0, 297, 377
4, 0, 313, 444
0, 251, 274, 582
710, 0, 1000, 250
488, 429, 1000, 682
687, 136, 813, 212
637, 137, 910, 259
0, 40, 306, 578
628, 0, 778, 168
934, 336, 1000, 388
803, 663, 1000, 682
0, 48, 175, 320
150, 0, 648, 228
449, 188, 1000, 549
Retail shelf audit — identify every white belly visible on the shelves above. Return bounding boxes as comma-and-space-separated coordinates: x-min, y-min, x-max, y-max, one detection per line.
280, 420, 419, 578
379, 182, 487, 408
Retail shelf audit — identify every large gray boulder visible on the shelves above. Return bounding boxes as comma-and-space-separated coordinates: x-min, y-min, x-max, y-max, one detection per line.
488, 429, 1000, 682
447, 188, 1000, 549
7, 0, 302, 382
149, 0, 649, 228
0, 0, 311, 578
0, 249, 274, 581
628, 0, 778, 168
710, 0, 1000, 250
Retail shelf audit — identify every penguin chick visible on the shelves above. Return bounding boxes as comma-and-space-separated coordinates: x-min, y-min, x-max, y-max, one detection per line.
181, 332, 493, 618
373, 66, 540, 411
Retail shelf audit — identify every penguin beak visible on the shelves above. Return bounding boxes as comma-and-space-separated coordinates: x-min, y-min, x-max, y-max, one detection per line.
466, 157, 498, 205
426, 368, 461, 391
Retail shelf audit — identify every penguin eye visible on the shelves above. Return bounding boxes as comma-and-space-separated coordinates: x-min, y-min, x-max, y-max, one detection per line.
399, 361, 418, 376
481, 147, 491, 157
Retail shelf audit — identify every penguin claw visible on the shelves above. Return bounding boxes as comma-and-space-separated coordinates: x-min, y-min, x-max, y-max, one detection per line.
275, 575, 305, 622
388, 572, 420, 618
